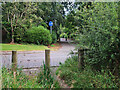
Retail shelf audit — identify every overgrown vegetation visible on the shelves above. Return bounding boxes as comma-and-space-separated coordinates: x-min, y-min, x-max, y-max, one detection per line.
56, 56, 120, 88
74, 2, 120, 76
56, 2, 120, 88
2, 67, 41, 88
2, 64, 60, 88
37, 63, 60, 88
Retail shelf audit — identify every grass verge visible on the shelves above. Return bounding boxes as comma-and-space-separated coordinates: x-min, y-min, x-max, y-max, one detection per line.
2, 65, 60, 88
0, 43, 49, 51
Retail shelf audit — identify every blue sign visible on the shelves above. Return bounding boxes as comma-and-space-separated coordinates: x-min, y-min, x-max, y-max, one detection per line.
49, 21, 53, 26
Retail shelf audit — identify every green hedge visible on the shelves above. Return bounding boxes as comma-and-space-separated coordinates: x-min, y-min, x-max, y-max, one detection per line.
23, 26, 52, 45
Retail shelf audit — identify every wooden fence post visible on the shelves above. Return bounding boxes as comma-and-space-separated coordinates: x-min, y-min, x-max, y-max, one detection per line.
78, 49, 84, 70
12, 51, 17, 72
45, 49, 50, 69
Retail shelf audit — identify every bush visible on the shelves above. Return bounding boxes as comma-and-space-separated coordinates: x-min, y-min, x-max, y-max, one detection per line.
75, 2, 120, 75
51, 31, 57, 43
23, 26, 52, 45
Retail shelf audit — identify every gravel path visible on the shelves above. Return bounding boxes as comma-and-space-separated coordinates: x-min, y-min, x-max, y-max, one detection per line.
2, 41, 75, 69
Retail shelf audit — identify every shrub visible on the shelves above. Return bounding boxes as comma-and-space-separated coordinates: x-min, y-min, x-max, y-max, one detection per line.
51, 31, 57, 43
75, 2, 120, 75
23, 26, 52, 45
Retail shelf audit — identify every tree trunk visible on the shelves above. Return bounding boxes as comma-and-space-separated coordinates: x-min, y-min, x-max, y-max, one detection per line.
11, 19, 14, 43
7, 12, 9, 22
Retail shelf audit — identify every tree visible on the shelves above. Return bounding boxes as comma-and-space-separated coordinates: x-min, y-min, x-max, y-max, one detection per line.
2, 2, 66, 43
2, 2, 45, 43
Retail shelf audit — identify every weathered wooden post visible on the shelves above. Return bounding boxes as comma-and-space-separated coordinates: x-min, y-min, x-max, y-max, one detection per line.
12, 51, 17, 72
78, 49, 84, 70
12, 50, 17, 85
45, 49, 50, 69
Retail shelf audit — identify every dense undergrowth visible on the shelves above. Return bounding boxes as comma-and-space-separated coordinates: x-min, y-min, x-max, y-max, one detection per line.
56, 56, 120, 88
2, 64, 60, 88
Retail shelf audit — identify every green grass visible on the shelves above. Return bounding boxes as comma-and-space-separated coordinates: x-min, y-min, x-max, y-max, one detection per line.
0, 43, 49, 51
2, 67, 42, 88
50, 44, 55, 47
2, 66, 60, 88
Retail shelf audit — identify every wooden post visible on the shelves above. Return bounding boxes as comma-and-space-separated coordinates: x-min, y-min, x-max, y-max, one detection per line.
45, 49, 50, 69
78, 49, 84, 70
12, 51, 17, 72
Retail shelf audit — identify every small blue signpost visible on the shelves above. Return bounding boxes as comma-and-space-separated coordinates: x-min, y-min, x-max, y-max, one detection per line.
49, 21, 53, 34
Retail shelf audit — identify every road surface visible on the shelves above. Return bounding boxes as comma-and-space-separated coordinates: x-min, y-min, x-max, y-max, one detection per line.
1, 39, 75, 69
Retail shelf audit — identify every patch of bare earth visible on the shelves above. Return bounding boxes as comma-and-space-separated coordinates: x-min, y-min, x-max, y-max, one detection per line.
48, 43, 62, 50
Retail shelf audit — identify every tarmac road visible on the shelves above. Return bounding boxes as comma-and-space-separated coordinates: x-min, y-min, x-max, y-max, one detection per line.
1, 40, 75, 69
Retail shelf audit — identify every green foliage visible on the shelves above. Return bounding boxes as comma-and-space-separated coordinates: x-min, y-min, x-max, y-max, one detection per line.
2, 2, 65, 43
74, 2, 120, 73
51, 31, 57, 44
60, 33, 68, 38
50, 44, 55, 47
37, 63, 60, 88
57, 56, 119, 88
58, 25, 69, 38
73, 68, 118, 88
2, 66, 60, 88
2, 67, 42, 88
2, 21, 11, 42
23, 26, 52, 45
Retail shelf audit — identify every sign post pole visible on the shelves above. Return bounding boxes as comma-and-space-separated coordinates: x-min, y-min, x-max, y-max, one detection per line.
49, 21, 53, 34
50, 26, 52, 34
